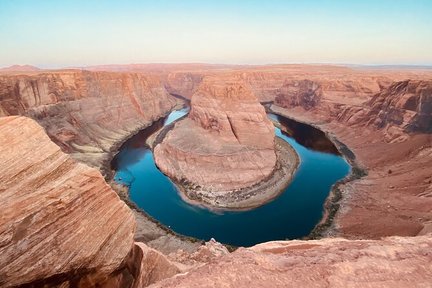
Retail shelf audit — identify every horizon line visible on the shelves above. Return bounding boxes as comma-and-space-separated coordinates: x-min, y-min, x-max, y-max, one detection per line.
2, 62, 432, 70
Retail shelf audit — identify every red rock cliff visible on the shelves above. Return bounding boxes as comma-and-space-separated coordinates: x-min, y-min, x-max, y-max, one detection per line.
0, 70, 177, 169
0, 116, 135, 287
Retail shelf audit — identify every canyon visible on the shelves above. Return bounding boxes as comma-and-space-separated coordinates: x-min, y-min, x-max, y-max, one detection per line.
0, 64, 431, 287
0, 70, 178, 173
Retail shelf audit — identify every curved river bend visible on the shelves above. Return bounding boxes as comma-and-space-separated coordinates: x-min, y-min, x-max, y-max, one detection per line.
112, 109, 350, 247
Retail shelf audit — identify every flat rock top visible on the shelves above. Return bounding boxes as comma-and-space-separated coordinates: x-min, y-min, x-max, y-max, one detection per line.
164, 118, 252, 155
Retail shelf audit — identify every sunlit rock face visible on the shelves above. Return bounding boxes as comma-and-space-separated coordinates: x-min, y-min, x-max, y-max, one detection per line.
154, 79, 276, 192
0, 116, 135, 287
367, 80, 432, 133
0, 71, 177, 169
152, 235, 432, 288
189, 79, 275, 149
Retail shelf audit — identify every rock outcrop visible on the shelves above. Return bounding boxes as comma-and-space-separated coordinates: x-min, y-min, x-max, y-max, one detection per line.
102, 242, 180, 288
153, 235, 432, 288
0, 116, 136, 287
154, 79, 276, 192
0, 71, 177, 170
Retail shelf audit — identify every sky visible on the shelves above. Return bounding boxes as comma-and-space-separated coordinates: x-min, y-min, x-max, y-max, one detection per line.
0, 0, 431, 68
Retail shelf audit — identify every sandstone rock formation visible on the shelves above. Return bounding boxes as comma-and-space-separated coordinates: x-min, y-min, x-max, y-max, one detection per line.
162, 64, 419, 103
0, 116, 136, 287
0, 71, 177, 171
275, 79, 323, 110
152, 235, 432, 288
164, 72, 204, 99
102, 242, 180, 288
367, 80, 432, 133
273, 76, 432, 137
154, 79, 276, 192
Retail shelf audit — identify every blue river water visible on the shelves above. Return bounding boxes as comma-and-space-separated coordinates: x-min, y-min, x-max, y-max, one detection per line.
113, 109, 350, 247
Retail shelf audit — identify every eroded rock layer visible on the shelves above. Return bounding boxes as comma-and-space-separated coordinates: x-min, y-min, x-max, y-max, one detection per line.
0, 71, 177, 169
0, 116, 135, 287
271, 77, 432, 238
368, 80, 432, 133
154, 79, 276, 192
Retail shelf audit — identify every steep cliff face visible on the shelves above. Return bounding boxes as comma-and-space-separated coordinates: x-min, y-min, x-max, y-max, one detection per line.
0, 71, 177, 169
275, 79, 323, 110
366, 80, 432, 133
153, 235, 432, 288
0, 116, 136, 287
154, 79, 276, 192
274, 78, 432, 136
163, 72, 204, 99
163, 65, 398, 104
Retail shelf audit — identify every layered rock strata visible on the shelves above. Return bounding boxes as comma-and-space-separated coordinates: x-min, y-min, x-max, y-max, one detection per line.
0, 71, 177, 170
155, 80, 277, 192
367, 80, 432, 133
0, 116, 136, 287
275, 79, 323, 110
270, 78, 432, 238
0, 116, 190, 288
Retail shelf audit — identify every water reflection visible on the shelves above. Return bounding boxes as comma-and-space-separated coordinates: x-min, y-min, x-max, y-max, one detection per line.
269, 114, 339, 155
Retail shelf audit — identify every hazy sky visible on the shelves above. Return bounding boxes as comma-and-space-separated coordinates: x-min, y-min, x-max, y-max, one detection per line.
1, 0, 432, 68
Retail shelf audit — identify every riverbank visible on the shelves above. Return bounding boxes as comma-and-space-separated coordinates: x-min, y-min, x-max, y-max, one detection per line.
274, 104, 431, 239
268, 104, 365, 239
105, 102, 205, 255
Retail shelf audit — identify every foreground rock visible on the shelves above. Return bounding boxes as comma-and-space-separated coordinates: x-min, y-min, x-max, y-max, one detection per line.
152, 235, 432, 288
0, 116, 191, 288
0, 116, 136, 287
103, 242, 180, 288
